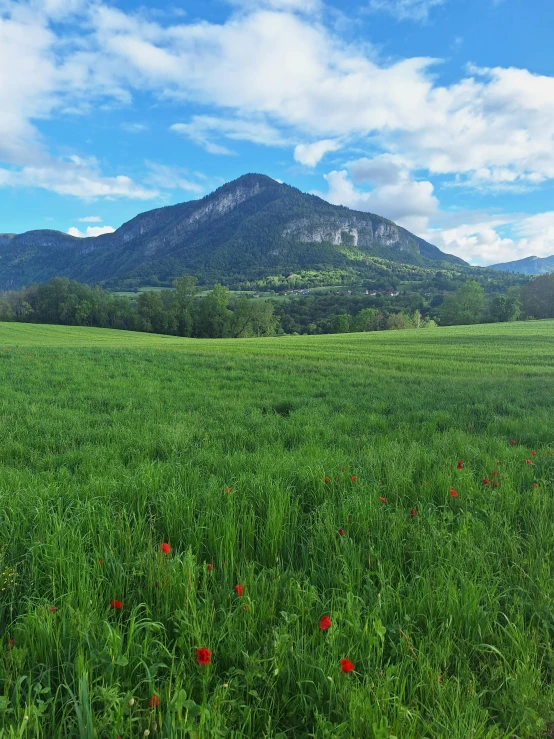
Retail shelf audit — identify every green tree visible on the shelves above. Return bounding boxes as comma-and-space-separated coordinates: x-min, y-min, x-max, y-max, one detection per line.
331, 314, 350, 333
438, 281, 486, 325
488, 287, 521, 322
195, 284, 232, 338
352, 308, 379, 332
173, 275, 198, 336
520, 274, 554, 319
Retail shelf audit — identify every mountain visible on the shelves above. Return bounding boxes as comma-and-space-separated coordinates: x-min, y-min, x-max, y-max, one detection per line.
0, 173, 465, 290
488, 254, 554, 275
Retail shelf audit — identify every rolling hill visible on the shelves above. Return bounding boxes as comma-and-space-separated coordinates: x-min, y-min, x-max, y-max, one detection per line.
0, 173, 465, 290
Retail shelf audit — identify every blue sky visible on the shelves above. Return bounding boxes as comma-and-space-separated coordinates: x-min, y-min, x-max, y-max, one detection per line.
1, 0, 554, 265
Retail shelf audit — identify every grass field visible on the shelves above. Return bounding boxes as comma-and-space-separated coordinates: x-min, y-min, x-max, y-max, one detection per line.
1, 320, 554, 738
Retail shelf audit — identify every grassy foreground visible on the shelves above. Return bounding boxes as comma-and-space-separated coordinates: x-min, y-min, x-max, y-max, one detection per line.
1, 321, 554, 738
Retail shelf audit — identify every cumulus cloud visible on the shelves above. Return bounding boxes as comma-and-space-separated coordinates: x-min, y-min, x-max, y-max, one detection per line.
366, 0, 446, 22
67, 224, 115, 237
317, 158, 439, 233
294, 139, 341, 167
170, 115, 289, 155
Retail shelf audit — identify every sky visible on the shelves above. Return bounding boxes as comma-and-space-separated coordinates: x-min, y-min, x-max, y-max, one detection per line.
1, 0, 554, 266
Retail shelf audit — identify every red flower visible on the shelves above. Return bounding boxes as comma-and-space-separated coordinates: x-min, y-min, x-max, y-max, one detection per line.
196, 647, 212, 665
319, 615, 332, 630
226, 487, 232, 494
148, 695, 160, 708
160, 543, 171, 554
351, 475, 357, 482
338, 528, 345, 537
410, 508, 417, 518
97, 558, 104, 565
341, 466, 345, 471
48, 606, 59, 612
457, 460, 464, 469
493, 482, 500, 488
234, 584, 244, 596
110, 600, 123, 610
532, 451, 537, 456
340, 658, 355, 673
533, 483, 539, 488
449, 488, 458, 498
482, 478, 490, 485
207, 563, 213, 571
6, 639, 14, 650
510, 440, 516, 445
492, 471, 498, 476
324, 476, 330, 484
379, 497, 387, 503
347, 516, 353, 523
221, 561, 225, 567
526, 459, 532, 464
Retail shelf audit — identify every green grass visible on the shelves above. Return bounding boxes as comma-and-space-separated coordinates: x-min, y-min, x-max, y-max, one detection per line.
1, 321, 554, 738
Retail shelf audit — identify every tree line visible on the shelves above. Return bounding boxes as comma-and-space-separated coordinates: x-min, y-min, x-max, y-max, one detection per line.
0, 273, 553, 338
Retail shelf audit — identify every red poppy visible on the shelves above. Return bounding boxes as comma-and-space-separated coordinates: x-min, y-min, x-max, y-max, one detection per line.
492, 471, 498, 476
48, 606, 59, 612
351, 475, 357, 482
493, 482, 500, 488
449, 488, 458, 497
196, 647, 212, 665
160, 543, 171, 555
97, 558, 104, 565
221, 561, 225, 567
324, 477, 330, 484
148, 695, 160, 708
532, 451, 537, 456
526, 459, 532, 464
207, 563, 213, 571
226, 487, 232, 494
347, 516, 353, 523
379, 497, 387, 503
234, 584, 244, 596
510, 440, 516, 445
6, 639, 14, 650
341, 466, 345, 471
319, 615, 332, 630
410, 508, 417, 518
340, 658, 355, 673
533, 483, 539, 488
482, 478, 490, 485
338, 528, 345, 537
110, 600, 123, 610
457, 460, 464, 469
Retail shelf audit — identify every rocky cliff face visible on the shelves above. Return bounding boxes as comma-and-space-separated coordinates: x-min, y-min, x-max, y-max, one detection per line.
0, 173, 465, 289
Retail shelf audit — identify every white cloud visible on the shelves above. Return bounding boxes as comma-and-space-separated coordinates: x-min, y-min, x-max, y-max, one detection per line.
67, 224, 115, 237
170, 115, 289, 155
121, 122, 148, 133
78, 215, 102, 222
317, 159, 439, 234
366, 0, 446, 22
294, 139, 341, 167
0, 157, 159, 200
226, 0, 322, 12
144, 161, 205, 192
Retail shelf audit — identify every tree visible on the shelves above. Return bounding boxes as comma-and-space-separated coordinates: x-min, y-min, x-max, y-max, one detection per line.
438, 281, 486, 325
232, 298, 278, 337
194, 284, 232, 338
488, 287, 521, 322
331, 314, 350, 333
521, 274, 554, 319
173, 275, 198, 336
352, 308, 379, 332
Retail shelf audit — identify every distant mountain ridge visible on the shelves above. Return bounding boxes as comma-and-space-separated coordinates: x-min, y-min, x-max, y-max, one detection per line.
488, 254, 554, 275
0, 173, 465, 289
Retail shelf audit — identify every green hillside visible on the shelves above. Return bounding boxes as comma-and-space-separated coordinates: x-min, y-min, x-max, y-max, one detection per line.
1, 321, 554, 737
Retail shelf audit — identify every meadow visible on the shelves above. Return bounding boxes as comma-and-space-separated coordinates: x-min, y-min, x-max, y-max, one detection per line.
0, 320, 554, 738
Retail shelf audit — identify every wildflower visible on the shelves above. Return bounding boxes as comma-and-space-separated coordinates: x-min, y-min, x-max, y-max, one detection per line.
347, 516, 353, 523
351, 475, 357, 482
492, 471, 499, 476
497, 461, 502, 465
110, 600, 123, 610
340, 658, 355, 673
128, 698, 135, 707
148, 695, 160, 708
196, 647, 212, 665
97, 558, 104, 565
319, 615, 332, 631
483, 478, 490, 485
493, 482, 500, 488
410, 508, 417, 518
243, 604, 249, 611
533, 483, 539, 488
221, 561, 225, 567
532, 451, 537, 456
6, 639, 14, 650
457, 460, 464, 469
207, 563, 213, 571
449, 488, 458, 497
48, 606, 59, 612
510, 440, 516, 445
226, 487, 232, 494
341, 466, 345, 471
526, 459, 532, 465
338, 528, 345, 537
379, 496, 387, 503
324, 477, 330, 484
234, 584, 244, 596
160, 543, 171, 555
